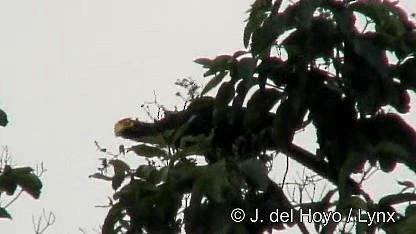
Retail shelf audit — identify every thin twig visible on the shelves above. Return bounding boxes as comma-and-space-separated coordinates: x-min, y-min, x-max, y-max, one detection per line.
4, 189, 24, 208
281, 154, 289, 188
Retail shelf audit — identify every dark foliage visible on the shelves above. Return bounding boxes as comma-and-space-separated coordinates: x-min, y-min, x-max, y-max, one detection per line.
96, 0, 416, 233
0, 108, 43, 220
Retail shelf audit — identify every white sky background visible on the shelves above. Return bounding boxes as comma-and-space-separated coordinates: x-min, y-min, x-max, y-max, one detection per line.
0, 0, 415, 233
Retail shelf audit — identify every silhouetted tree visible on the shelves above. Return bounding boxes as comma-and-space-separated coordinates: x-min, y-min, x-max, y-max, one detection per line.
94, 0, 416, 233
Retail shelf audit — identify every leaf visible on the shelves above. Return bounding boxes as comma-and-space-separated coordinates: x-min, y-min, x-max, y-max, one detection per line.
282, 30, 306, 60
135, 165, 155, 180
175, 140, 208, 159
379, 197, 416, 233
332, 4, 357, 36
109, 160, 130, 190
194, 58, 212, 67
178, 134, 210, 149
168, 165, 198, 193
273, 99, 297, 148
350, 1, 389, 24
373, 138, 409, 172
89, 173, 112, 181
286, 17, 338, 60
232, 50, 249, 58
187, 96, 215, 112
379, 193, 416, 207
361, 113, 416, 173
244, 88, 281, 129
397, 58, 416, 92
243, 0, 273, 48
15, 173, 42, 199
171, 116, 197, 144
232, 79, 256, 107
350, 0, 407, 42
238, 158, 269, 191
0, 108, 7, 127
111, 174, 124, 191
338, 151, 366, 199
149, 166, 168, 185
237, 57, 257, 85
110, 159, 130, 173
246, 88, 281, 111
290, 0, 316, 30
250, 0, 315, 55
405, 204, 416, 217
256, 56, 286, 86
385, 212, 416, 234
11, 167, 34, 174
128, 144, 168, 158
201, 71, 228, 95
203, 55, 233, 77
102, 203, 125, 234
1, 167, 40, 200
352, 35, 389, 79
0, 207, 11, 219
386, 84, 411, 114
397, 180, 415, 188
185, 177, 205, 221
0, 166, 17, 195
215, 82, 235, 106
203, 160, 233, 203
136, 134, 167, 147
251, 13, 285, 56
355, 221, 368, 234
378, 152, 398, 173
314, 21, 338, 53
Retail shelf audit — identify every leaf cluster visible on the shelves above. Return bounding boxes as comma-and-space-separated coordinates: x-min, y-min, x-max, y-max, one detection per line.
99, 0, 416, 233
0, 165, 43, 219
0, 108, 43, 220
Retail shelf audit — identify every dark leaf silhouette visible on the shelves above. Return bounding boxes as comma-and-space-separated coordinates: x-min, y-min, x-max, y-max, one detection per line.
99, 1, 416, 233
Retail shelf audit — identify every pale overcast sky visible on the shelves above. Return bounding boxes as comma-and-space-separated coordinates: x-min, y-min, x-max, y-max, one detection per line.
0, 1, 415, 233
